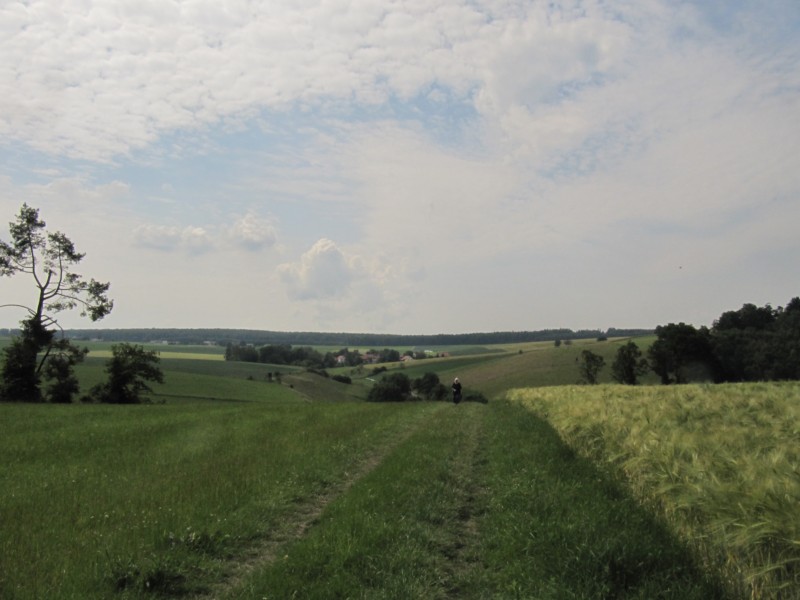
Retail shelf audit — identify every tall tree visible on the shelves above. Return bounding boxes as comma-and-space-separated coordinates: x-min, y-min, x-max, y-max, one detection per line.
711, 298, 800, 381
42, 339, 89, 403
611, 341, 650, 385
648, 323, 714, 384
0, 204, 113, 401
578, 350, 605, 385
88, 343, 164, 404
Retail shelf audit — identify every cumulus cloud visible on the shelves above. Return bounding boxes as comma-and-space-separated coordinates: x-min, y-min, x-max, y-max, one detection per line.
131, 213, 282, 255
277, 238, 359, 301
228, 213, 278, 251
132, 224, 213, 254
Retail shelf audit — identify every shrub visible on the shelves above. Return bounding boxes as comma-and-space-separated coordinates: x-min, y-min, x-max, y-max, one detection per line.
87, 343, 164, 404
412, 372, 446, 400
463, 391, 489, 404
367, 372, 411, 402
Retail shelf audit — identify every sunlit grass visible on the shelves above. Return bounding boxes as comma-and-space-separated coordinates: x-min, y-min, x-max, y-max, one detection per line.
0, 401, 433, 599
508, 382, 800, 599
230, 401, 722, 599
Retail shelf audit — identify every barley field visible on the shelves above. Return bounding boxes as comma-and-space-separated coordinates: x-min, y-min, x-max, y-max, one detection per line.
508, 382, 800, 599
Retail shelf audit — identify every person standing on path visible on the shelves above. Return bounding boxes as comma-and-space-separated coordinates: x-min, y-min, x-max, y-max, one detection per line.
452, 377, 462, 404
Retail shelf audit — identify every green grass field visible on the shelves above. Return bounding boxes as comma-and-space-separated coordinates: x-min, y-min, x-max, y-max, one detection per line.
0, 400, 726, 600
1, 335, 797, 598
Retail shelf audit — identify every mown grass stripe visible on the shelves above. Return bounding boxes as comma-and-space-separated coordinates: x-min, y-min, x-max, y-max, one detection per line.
196, 402, 449, 600
219, 401, 725, 599
0, 402, 438, 599
226, 404, 487, 599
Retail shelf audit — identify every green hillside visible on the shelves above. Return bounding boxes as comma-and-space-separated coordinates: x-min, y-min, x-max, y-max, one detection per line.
1, 334, 796, 598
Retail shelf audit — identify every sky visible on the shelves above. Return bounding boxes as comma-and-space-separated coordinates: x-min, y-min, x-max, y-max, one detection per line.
1, 0, 799, 335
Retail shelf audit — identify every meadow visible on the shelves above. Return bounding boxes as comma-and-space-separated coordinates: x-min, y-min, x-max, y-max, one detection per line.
0, 335, 797, 598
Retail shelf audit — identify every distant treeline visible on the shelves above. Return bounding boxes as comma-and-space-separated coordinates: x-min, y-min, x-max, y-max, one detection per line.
225, 343, 401, 368
30, 327, 653, 347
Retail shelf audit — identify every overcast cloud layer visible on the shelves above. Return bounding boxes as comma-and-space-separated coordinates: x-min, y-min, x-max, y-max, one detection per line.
2, 0, 799, 334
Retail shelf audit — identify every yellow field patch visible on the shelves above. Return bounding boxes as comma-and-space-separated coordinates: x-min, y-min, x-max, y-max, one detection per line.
88, 350, 224, 361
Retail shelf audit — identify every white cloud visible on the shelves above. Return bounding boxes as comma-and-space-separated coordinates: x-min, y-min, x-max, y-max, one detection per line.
132, 224, 213, 254
228, 213, 278, 251
1, 0, 484, 161
278, 238, 360, 301
1, 1, 798, 333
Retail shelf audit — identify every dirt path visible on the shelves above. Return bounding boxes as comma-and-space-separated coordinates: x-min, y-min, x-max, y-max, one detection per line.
438, 407, 488, 597
193, 405, 448, 600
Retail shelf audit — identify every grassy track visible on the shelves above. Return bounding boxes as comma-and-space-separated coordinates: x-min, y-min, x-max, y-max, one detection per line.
0, 399, 724, 599
215, 402, 723, 599
0, 401, 438, 599
2, 335, 784, 599
471, 400, 724, 600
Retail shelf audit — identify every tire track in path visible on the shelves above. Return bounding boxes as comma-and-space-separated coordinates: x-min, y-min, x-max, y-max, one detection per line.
193, 404, 447, 600
438, 405, 488, 598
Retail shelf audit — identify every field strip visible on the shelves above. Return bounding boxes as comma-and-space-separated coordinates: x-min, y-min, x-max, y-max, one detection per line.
440, 407, 488, 597
88, 350, 224, 360
193, 404, 448, 600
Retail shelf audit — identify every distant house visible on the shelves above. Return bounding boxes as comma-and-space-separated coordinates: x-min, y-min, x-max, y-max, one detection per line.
361, 353, 380, 364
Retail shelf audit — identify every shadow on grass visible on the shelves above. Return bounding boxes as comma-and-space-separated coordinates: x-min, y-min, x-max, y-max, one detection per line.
468, 400, 730, 600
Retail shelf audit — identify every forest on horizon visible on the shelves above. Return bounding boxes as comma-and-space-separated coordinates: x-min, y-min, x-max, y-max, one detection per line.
0, 326, 654, 347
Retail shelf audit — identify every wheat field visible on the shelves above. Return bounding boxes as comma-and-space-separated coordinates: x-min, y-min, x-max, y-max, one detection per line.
508, 382, 800, 599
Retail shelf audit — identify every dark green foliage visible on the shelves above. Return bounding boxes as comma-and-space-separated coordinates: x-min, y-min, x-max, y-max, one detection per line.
648, 323, 715, 384
578, 350, 605, 384
370, 348, 401, 362
611, 341, 650, 385
367, 372, 412, 402
462, 391, 489, 404
647, 297, 800, 384
225, 342, 258, 362
331, 374, 352, 384
711, 298, 800, 381
336, 348, 364, 367
0, 317, 56, 402
0, 333, 41, 402
228, 343, 404, 370
412, 372, 448, 400
42, 339, 88, 403
1, 322, 87, 403
88, 343, 164, 404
